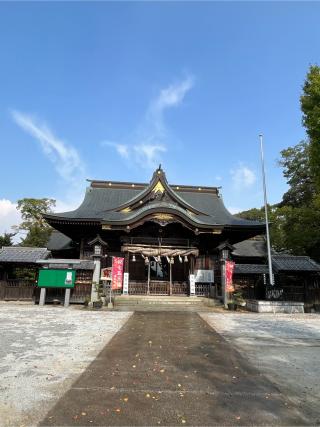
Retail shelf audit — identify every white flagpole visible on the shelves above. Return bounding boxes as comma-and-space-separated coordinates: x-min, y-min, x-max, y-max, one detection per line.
259, 134, 274, 286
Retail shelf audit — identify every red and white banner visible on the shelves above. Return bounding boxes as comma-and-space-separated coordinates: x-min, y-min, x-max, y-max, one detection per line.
225, 260, 235, 293
111, 257, 124, 290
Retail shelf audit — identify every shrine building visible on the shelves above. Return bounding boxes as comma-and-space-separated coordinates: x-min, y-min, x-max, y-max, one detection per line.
43, 166, 265, 299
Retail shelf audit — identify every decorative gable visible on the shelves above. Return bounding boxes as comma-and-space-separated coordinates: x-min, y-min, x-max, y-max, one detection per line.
116, 166, 207, 217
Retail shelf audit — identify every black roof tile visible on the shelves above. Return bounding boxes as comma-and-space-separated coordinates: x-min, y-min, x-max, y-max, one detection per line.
0, 247, 51, 264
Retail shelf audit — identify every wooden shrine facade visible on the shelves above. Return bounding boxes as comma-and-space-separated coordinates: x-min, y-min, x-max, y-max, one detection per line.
44, 166, 265, 297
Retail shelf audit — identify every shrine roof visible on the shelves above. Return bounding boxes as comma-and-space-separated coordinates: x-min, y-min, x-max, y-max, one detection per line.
44, 167, 264, 230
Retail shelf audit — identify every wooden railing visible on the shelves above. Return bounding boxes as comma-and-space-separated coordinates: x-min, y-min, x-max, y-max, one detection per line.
172, 282, 188, 295
0, 279, 35, 301
195, 283, 210, 297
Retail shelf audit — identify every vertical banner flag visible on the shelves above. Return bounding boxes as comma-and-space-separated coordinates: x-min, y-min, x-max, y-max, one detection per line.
189, 274, 196, 295
112, 257, 124, 290
225, 260, 235, 293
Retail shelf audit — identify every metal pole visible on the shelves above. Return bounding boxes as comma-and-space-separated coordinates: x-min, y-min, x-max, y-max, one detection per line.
259, 134, 274, 286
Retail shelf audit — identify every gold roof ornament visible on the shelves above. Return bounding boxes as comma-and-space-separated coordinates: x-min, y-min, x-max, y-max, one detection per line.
153, 213, 173, 221
152, 180, 165, 194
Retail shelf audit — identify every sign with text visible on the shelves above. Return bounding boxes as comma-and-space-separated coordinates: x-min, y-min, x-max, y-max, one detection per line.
195, 269, 214, 283
225, 260, 235, 293
189, 274, 196, 295
123, 272, 129, 294
112, 257, 124, 290
38, 269, 75, 289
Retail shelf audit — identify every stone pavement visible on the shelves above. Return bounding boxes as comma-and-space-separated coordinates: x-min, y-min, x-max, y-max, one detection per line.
40, 312, 311, 426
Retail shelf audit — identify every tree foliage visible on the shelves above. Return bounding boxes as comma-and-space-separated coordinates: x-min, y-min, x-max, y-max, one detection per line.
0, 232, 15, 247
300, 65, 320, 190
15, 198, 56, 247
238, 65, 320, 262
278, 141, 315, 208
238, 140, 320, 261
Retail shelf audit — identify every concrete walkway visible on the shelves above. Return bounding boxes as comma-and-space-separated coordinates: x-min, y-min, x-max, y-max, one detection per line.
40, 312, 310, 426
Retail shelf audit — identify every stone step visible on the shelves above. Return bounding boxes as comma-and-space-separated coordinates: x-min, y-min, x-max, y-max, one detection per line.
113, 305, 221, 312
113, 296, 222, 307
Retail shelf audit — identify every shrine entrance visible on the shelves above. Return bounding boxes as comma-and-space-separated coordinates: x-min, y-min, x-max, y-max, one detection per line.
123, 244, 196, 296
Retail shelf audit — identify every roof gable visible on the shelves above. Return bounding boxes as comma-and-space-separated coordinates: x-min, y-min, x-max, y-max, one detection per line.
111, 166, 208, 216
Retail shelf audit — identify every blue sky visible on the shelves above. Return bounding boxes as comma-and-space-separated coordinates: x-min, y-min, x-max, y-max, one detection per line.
1, 1, 319, 235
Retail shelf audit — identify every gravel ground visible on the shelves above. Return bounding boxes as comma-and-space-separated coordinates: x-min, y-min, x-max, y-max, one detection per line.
200, 311, 320, 423
0, 303, 132, 427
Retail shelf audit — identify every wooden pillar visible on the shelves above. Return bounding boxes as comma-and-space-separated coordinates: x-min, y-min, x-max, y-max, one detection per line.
124, 252, 129, 273
147, 262, 150, 295
169, 262, 172, 296
80, 238, 84, 260
190, 255, 195, 274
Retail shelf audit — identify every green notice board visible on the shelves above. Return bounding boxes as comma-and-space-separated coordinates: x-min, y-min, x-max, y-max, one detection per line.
38, 269, 76, 289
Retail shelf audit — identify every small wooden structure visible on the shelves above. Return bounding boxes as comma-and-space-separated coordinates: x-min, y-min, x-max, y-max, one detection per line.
0, 247, 94, 303
0, 247, 50, 301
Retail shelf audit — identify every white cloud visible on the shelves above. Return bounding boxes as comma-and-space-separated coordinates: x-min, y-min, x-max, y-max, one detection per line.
231, 164, 256, 189
101, 141, 129, 159
11, 110, 85, 186
149, 75, 194, 133
134, 144, 167, 169
102, 74, 194, 170
0, 199, 21, 239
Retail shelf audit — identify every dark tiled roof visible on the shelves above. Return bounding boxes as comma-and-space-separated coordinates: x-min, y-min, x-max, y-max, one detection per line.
47, 260, 94, 270
232, 239, 267, 258
0, 247, 51, 264
234, 264, 268, 274
234, 256, 320, 275
47, 231, 73, 251
45, 175, 264, 229
272, 255, 320, 272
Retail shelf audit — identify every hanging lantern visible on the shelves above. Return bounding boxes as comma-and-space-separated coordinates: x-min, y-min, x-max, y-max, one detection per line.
170, 257, 174, 264
132, 255, 136, 262
184, 255, 188, 262
179, 255, 182, 263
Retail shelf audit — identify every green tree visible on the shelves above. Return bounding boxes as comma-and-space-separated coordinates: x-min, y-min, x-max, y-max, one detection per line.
238, 138, 320, 261
300, 65, 320, 190
237, 205, 287, 253
0, 232, 15, 247
15, 198, 56, 247
278, 141, 315, 208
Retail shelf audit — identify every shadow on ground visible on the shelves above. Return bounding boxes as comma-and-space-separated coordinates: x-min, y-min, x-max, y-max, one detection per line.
40, 312, 312, 426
